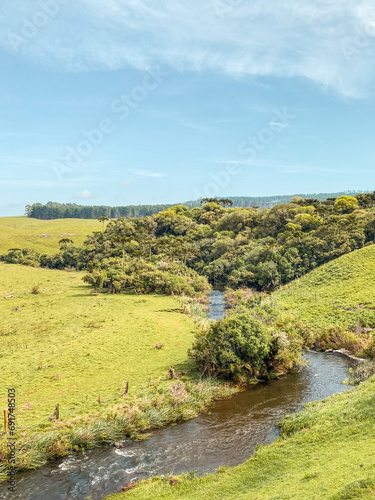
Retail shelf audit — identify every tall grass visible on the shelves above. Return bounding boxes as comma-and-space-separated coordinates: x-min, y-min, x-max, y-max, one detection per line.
0, 380, 236, 474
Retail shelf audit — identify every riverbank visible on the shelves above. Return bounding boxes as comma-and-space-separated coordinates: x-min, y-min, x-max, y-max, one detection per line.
106, 372, 375, 500
1, 351, 353, 499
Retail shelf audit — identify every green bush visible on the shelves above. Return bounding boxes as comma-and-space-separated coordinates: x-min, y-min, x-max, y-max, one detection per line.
189, 312, 271, 383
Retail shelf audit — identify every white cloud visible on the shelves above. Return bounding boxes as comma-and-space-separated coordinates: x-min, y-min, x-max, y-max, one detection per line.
1, 1, 375, 96
120, 179, 132, 185
132, 170, 164, 178
77, 189, 93, 199
178, 120, 214, 133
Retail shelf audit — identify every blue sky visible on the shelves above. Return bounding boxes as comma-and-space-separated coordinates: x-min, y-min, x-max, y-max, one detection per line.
1, 1, 375, 216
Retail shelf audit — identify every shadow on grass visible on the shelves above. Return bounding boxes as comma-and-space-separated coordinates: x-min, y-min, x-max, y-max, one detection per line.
160, 308, 184, 314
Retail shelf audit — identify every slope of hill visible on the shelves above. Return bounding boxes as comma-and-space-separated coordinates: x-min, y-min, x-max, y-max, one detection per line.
274, 243, 375, 334
0, 216, 99, 254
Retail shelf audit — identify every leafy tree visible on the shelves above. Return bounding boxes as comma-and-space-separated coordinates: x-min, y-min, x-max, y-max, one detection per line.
201, 198, 233, 207
334, 196, 359, 214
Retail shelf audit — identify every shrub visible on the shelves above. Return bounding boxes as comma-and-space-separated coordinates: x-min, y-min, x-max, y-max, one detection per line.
189, 312, 271, 383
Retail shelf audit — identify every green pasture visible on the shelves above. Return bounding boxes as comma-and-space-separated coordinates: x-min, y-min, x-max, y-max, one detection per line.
0, 216, 99, 254
274, 244, 375, 332
0, 263, 196, 430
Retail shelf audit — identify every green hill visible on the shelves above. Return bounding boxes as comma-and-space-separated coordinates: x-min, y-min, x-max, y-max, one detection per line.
0, 216, 99, 254
274, 243, 375, 338
0, 263, 198, 430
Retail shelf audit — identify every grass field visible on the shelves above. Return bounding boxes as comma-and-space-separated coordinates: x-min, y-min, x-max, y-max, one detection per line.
0, 216, 99, 255
107, 375, 375, 500
0, 263, 199, 429
274, 244, 375, 333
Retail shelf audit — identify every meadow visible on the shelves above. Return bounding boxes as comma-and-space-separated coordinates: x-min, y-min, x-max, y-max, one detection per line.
0, 216, 99, 254
274, 243, 375, 335
0, 263, 200, 428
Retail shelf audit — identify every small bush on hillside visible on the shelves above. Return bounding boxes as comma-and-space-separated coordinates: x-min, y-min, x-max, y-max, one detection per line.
348, 361, 375, 383
189, 312, 271, 383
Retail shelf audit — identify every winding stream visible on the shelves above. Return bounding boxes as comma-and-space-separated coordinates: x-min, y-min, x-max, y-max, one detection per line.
1, 292, 355, 500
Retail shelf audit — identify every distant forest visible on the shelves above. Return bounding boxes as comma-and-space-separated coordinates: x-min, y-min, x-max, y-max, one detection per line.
26, 191, 369, 219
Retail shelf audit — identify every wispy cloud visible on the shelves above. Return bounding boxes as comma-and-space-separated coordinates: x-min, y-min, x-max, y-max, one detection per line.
132, 169, 164, 178
1, 1, 375, 97
178, 120, 214, 133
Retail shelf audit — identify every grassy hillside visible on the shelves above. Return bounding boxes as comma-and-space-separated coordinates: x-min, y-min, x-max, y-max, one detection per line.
0, 263, 197, 429
106, 376, 375, 500
0, 216, 99, 254
274, 243, 375, 333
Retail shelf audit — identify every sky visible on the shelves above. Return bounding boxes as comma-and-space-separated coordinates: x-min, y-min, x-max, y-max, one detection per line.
1, 1, 375, 216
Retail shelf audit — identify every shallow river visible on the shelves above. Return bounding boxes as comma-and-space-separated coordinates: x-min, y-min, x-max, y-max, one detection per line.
1, 292, 355, 500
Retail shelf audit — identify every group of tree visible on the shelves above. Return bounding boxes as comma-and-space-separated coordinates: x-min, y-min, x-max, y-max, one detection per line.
25, 202, 182, 220
5, 193, 375, 294
25, 191, 368, 220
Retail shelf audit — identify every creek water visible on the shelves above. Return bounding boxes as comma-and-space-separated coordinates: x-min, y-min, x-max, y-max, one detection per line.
1, 292, 355, 500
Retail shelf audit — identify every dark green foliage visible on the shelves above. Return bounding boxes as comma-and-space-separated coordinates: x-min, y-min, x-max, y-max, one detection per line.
26, 201, 181, 220
83, 259, 209, 296
331, 479, 375, 499
0, 247, 40, 267
189, 312, 271, 382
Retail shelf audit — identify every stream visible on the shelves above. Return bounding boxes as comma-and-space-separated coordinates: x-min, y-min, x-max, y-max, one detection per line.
1, 291, 355, 500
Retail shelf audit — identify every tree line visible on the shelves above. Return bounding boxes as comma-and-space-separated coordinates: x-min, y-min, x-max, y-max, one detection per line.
25, 191, 368, 219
